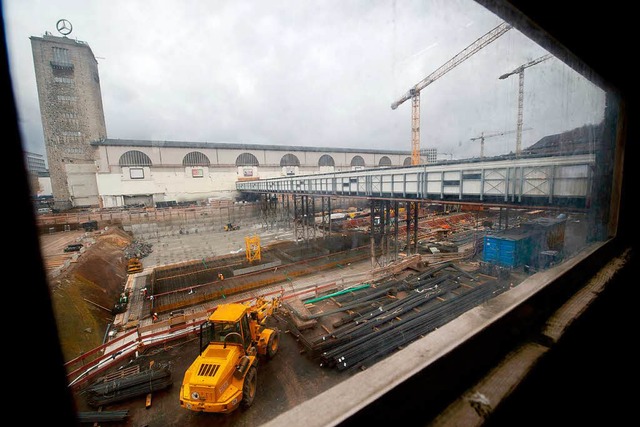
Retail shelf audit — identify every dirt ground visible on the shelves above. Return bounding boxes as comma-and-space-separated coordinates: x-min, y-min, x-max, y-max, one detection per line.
42, 227, 133, 362
41, 211, 589, 426
41, 225, 357, 426
73, 320, 351, 427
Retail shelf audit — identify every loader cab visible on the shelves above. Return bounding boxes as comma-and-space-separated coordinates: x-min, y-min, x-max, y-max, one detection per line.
199, 304, 253, 354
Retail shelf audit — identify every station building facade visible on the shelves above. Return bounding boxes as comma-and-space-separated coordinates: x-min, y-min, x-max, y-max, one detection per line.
92, 138, 412, 208
30, 30, 411, 210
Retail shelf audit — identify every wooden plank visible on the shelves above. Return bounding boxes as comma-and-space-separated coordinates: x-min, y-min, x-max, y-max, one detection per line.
286, 297, 317, 330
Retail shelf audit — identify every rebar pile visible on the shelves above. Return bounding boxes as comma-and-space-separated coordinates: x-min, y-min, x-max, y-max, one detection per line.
285, 263, 510, 372
77, 410, 129, 423
323, 279, 507, 372
85, 364, 172, 407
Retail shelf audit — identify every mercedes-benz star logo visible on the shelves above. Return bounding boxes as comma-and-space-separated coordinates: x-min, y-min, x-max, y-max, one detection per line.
56, 19, 73, 36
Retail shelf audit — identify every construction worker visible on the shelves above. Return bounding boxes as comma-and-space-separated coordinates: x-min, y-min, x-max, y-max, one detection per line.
152, 312, 158, 322
218, 272, 224, 281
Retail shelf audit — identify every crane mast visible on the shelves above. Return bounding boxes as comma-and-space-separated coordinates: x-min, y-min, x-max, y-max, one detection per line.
391, 22, 512, 165
470, 127, 532, 158
499, 54, 552, 156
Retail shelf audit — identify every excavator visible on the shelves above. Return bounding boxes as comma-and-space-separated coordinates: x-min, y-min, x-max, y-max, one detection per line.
179, 296, 281, 413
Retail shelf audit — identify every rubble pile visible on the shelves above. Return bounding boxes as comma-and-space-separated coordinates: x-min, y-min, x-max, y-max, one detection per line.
124, 239, 153, 259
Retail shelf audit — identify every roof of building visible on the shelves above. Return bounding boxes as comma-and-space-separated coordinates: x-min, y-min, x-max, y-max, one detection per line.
29, 32, 95, 52
91, 138, 411, 155
522, 122, 603, 156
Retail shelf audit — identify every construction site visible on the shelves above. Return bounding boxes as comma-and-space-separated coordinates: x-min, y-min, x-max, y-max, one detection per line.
24, 11, 612, 427
35, 194, 588, 426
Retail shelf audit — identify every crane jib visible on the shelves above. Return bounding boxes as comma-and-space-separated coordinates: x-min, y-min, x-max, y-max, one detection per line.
391, 22, 512, 110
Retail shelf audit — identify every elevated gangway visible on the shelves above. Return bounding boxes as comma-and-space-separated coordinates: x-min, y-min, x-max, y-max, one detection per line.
237, 153, 594, 209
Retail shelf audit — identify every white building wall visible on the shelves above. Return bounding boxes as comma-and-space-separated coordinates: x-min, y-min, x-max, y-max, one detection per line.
66, 162, 99, 207
37, 176, 53, 196
93, 143, 410, 207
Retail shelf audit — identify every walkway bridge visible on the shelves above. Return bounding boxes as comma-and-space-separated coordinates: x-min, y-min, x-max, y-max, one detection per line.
237, 152, 595, 264
237, 153, 594, 209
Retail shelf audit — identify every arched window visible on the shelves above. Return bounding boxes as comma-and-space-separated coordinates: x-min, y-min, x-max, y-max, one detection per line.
183, 151, 210, 167
379, 156, 392, 167
280, 154, 300, 166
350, 155, 365, 167
119, 150, 152, 167
318, 154, 335, 167
403, 157, 412, 166
236, 153, 260, 166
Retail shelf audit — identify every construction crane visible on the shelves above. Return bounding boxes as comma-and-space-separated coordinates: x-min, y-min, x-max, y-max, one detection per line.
391, 22, 512, 165
470, 128, 532, 158
499, 53, 552, 156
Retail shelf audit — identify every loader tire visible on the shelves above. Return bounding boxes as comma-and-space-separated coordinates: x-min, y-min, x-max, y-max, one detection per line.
266, 330, 279, 360
241, 365, 257, 408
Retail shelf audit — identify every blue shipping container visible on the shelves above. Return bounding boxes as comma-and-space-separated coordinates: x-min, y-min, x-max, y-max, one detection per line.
483, 231, 536, 268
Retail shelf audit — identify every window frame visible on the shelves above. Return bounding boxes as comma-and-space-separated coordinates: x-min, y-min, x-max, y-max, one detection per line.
261, 1, 632, 425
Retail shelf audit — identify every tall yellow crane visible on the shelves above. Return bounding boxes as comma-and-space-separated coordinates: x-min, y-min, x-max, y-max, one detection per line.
499, 53, 552, 156
470, 128, 532, 158
391, 22, 512, 165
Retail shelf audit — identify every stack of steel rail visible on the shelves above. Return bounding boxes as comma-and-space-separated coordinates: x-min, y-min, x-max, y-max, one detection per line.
283, 262, 510, 372
77, 410, 129, 423
85, 363, 172, 407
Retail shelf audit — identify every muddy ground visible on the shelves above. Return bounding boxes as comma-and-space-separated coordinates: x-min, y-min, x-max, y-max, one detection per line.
41, 225, 358, 426
73, 320, 351, 427
40, 210, 589, 426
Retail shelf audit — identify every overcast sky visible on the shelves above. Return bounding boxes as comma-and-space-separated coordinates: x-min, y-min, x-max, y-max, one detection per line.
3, 0, 606, 162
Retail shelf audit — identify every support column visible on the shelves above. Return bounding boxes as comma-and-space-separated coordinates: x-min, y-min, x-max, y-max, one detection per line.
405, 201, 420, 255
320, 196, 331, 239
260, 193, 278, 230
293, 195, 315, 244
369, 199, 386, 268
393, 200, 399, 260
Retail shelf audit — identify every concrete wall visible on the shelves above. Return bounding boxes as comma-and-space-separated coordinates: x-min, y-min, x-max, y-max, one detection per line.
37, 176, 53, 196
66, 162, 99, 206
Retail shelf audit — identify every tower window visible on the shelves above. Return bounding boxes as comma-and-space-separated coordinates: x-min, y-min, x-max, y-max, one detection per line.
50, 47, 73, 69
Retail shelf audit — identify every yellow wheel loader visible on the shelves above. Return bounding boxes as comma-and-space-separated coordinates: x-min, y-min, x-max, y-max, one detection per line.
179, 296, 281, 413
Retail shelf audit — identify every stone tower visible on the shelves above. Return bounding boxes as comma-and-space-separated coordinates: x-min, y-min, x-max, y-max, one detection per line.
30, 23, 106, 210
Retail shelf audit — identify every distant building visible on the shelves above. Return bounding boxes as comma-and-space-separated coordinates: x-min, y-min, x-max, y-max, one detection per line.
30, 31, 106, 210
30, 26, 590, 211
91, 138, 411, 208
420, 147, 438, 163
29, 27, 410, 210
23, 151, 51, 198
24, 151, 47, 175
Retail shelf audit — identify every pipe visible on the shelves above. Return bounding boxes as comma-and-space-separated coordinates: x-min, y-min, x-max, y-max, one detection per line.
303, 284, 371, 304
